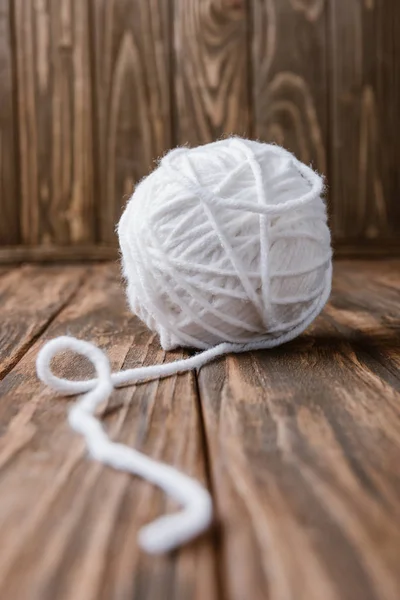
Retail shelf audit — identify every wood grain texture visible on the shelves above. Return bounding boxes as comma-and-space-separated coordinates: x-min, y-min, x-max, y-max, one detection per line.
252, 0, 328, 174
92, 0, 172, 244
2, 242, 400, 266
329, 0, 400, 244
1, 0, 399, 258
0, 266, 11, 277
198, 260, 400, 600
0, 264, 87, 379
174, 0, 250, 145
0, 244, 118, 263
14, 0, 94, 245
332, 243, 400, 259
0, 263, 218, 600
0, 260, 400, 597
0, 0, 19, 244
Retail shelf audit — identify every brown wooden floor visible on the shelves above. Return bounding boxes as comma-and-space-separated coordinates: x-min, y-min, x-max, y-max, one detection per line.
0, 260, 400, 600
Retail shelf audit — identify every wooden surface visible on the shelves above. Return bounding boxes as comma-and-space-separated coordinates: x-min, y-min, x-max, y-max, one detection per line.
92, 0, 172, 243
1, 241, 400, 265
0, 0, 19, 245
0, 0, 399, 257
174, 0, 250, 145
252, 0, 327, 175
14, 0, 94, 245
329, 0, 400, 247
0, 260, 400, 599
0, 264, 217, 600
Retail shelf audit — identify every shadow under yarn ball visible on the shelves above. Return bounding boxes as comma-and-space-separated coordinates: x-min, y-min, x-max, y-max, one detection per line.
118, 137, 332, 352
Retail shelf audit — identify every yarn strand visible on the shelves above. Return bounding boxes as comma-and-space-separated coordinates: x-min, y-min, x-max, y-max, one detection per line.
36, 336, 213, 555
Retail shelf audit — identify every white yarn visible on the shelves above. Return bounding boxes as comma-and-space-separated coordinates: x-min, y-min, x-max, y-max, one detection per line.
119, 137, 332, 351
36, 337, 212, 554
36, 137, 332, 555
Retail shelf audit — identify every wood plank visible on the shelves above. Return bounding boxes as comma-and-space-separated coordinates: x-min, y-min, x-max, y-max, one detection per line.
0, 244, 119, 263
0, 266, 12, 277
92, 0, 172, 244
174, 0, 250, 145
14, 0, 94, 245
0, 264, 88, 379
0, 263, 218, 600
1, 243, 400, 265
198, 260, 400, 600
329, 0, 400, 244
0, 0, 19, 244
332, 243, 400, 259
252, 0, 328, 174
325, 260, 400, 376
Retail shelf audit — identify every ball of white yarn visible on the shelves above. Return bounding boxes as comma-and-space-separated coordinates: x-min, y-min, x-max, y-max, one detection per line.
118, 137, 332, 352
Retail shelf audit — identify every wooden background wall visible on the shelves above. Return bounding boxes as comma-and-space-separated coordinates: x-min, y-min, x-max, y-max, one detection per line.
0, 0, 399, 262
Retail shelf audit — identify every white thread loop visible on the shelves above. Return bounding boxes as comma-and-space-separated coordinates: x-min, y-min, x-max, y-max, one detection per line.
36, 336, 213, 554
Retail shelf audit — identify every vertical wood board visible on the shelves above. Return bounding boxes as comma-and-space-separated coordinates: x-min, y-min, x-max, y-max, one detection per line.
14, 0, 94, 245
174, 0, 251, 145
252, 0, 328, 174
0, 0, 19, 244
329, 0, 400, 243
91, 0, 172, 244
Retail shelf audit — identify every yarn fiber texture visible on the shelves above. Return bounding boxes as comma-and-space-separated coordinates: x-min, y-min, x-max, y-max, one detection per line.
119, 137, 332, 352
36, 137, 332, 556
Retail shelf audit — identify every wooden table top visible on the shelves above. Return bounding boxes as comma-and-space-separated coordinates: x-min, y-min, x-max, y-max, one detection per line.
0, 260, 399, 600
